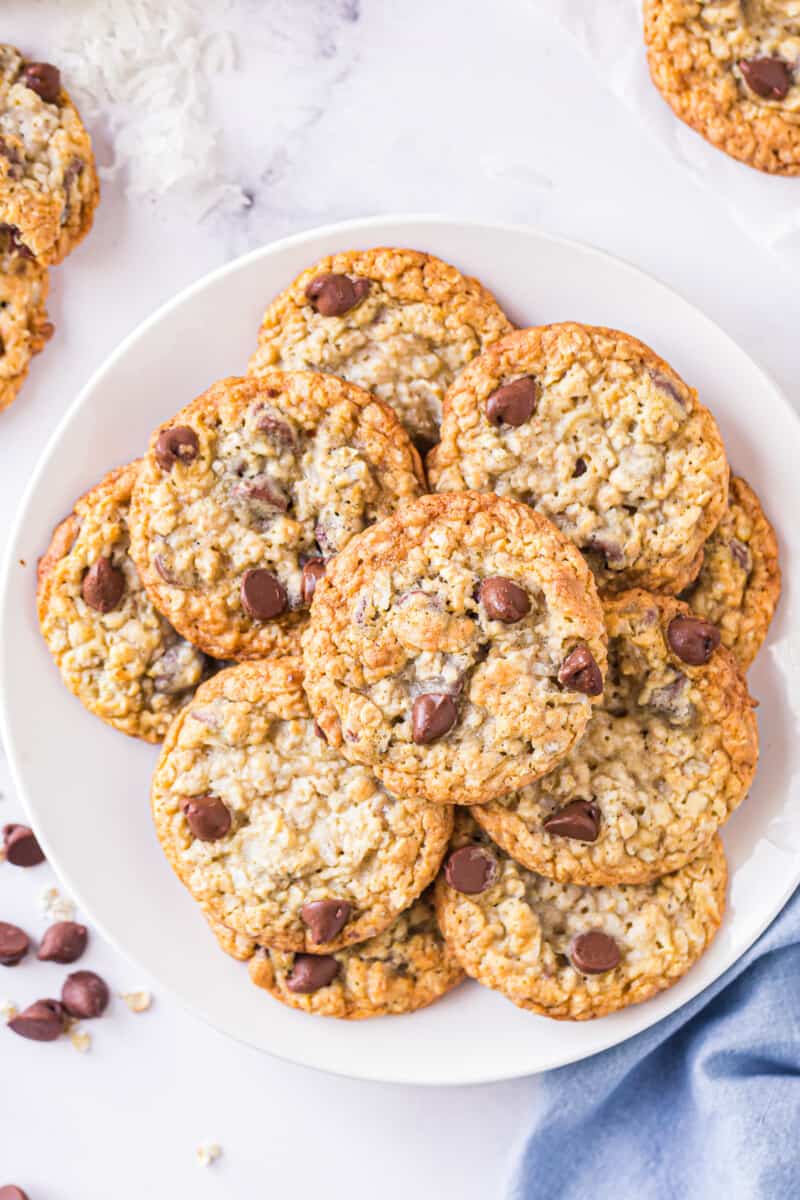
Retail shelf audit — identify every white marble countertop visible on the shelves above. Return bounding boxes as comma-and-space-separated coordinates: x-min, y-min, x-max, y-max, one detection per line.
0, 2, 797, 1197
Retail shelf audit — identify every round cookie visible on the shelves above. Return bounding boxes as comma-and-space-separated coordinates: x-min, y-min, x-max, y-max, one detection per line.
0, 44, 99, 264
474, 590, 758, 886
429, 323, 729, 595
435, 812, 727, 1021
248, 890, 464, 1020
0, 226, 52, 411
248, 246, 513, 450
151, 658, 453, 952
37, 462, 209, 742
681, 476, 780, 671
303, 491, 608, 806
644, 1, 800, 176
129, 372, 424, 662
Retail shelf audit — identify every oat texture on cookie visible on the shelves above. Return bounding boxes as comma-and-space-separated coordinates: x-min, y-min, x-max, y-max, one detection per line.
435, 812, 727, 1020
303, 492, 608, 806
0, 225, 52, 410
248, 246, 513, 449
37, 461, 209, 742
129, 372, 425, 661
430, 323, 729, 595
151, 659, 453, 952
475, 590, 758, 885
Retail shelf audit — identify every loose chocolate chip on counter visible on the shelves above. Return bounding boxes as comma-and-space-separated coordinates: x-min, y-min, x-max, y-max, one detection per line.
3, 825, 45, 867
570, 931, 621, 975
154, 425, 199, 471
543, 799, 601, 842
286, 954, 340, 994
240, 568, 287, 621
557, 645, 603, 696
444, 845, 499, 895
486, 377, 539, 427
301, 558, 326, 605
479, 576, 531, 623
667, 616, 720, 666
61, 970, 110, 1019
0, 922, 30, 966
0, 1187, 30, 1200
411, 693, 458, 744
573, 458, 587, 478
300, 899, 352, 944
181, 795, 231, 842
81, 557, 125, 613
8, 998, 65, 1041
305, 272, 370, 317
739, 57, 793, 100
22, 62, 61, 103
37, 921, 88, 964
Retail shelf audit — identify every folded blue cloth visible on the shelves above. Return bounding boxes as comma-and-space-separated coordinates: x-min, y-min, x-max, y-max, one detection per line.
512, 888, 800, 1200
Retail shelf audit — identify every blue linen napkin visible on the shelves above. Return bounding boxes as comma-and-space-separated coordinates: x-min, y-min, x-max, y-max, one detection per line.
512, 888, 800, 1200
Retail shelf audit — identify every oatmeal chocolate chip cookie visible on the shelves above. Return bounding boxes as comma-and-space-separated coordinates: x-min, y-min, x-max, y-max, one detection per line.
248, 247, 513, 450
303, 492, 608, 806
37, 462, 209, 742
474, 589, 758, 886
430, 323, 729, 595
681, 476, 780, 670
151, 658, 452, 951
435, 811, 727, 1020
0, 226, 52, 410
0, 45, 99, 264
202, 906, 259, 963
129, 373, 424, 662
248, 890, 464, 1020
644, 1, 800, 175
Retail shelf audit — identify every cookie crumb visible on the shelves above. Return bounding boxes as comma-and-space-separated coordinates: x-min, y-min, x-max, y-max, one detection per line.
120, 989, 152, 1013
39, 886, 76, 922
196, 1143, 222, 1168
70, 1026, 91, 1053
0, 998, 18, 1021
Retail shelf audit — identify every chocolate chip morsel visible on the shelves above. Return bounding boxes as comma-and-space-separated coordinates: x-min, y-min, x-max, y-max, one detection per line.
21, 61, 61, 103
0, 1186, 30, 1200
154, 426, 199, 472
300, 899, 351, 945
8, 998, 65, 1041
543, 799, 600, 843
61, 970, 110, 1019
286, 954, 340, 994
240, 568, 287, 621
486, 377, 539, 427
479, 576, 531, 623
411, 693, 458, 744
444, 845, 498, 895
2, 825, 45, 867
81, 557, 125, 613
37, 921, 88, 964
570, 930, 621, 975
305, 272, 370, 317
301, 558, 326, 605
667, 616, 720, 666
181, 795, 231, 842
739, 57, 793, 101
558, 645, 604, 696
0, 922, 30, 966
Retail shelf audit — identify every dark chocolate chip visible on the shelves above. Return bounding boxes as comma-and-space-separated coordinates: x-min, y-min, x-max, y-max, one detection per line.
486, 377, 539, 427
650, 371, 686, 406
22, 62, 61, 103
305, 272, 369, 317
479, 576, 531, 623
181, 795, 231, 842
667, 616, 721, 666
0, 1187, 30, 1200
257, 410, 296, 449
240, 568, 287, 620
61, 970, 109, 1019
37, 921, 88, 964
286, 953, 340, 993
570, 931, 620, 975
81, 557, 125, 613
558, 645, 603, 696
573, 458, 587, 477
543, 799, 600, 842
301, 558, 326, 605
411, 693, 458, 744
444, 845, 499, 894
154, 425, 199, 471
231, 475, 288, 513
0, 922, 29, 966
0, 222, 30, 256
739, 57, 792, 100
300, 899, 351, 944
8, 998, 65, 1041
3, 824, 45, 867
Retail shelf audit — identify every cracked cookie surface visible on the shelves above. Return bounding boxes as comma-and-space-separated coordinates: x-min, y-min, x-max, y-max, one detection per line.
435, 811, 727, 1020
475, 590, 758, 885
129, 372, 424, 661
0, 226, 52, 410
303, 492, 608, 806
248, 246, 513, 449
151, 659, 453, 951
37, 462, 209, 742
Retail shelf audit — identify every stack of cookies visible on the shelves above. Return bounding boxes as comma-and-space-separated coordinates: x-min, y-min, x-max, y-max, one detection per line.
37, 247, 780, 1022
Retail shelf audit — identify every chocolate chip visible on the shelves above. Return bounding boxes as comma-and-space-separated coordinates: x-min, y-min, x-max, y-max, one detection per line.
558, 645, 603, 696
231, 475, 288, 513
0, 1187, 30, 1200
3, 824, 45, 867
543, 799, 600, 842
257, 410, 296, 449
8, 998, 65, 1041
479, 576, 531, 623
729, 538, 751, 571
583, 534, 625, 569
240, 568, 287, 620
444, 845, 499, 894
286, 953, 340, 994
154, 425, 199, 471
486, 377, 539, 427
300, 899, 351, 944
573, 458, 587, 477
305, 272, 369, 317
667, 616, 720, 666
411, 693, 458, 744
314, 721, 327, 741
0, 922, 29, 966
650, 372, 685, 406
181, 795, 231, 842
21, 62, 61, 103
152, 642, 206, 694
61, 970, 109, 1019
37, 921, 88, 964
81, 557, 125, 613
570, 931, 620, 975
301, 558, 326, 605
739, 57, 792, 100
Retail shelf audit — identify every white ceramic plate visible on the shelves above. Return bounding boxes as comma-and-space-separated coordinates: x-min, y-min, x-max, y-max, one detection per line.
2, 217, 798, 1087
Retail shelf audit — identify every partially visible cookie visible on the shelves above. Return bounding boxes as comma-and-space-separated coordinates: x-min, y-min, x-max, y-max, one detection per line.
0, 45, 99, 264
248, 889, 464, 1020
37, 462, 209, 742
129, 372, 425, 662
681, 476, 780, 670
429, 323, 729, 595
304, 491, 608, 806
151, 658, 453, 952
435, 812, 727, 1021
644, 1, 800, 176
475, 590, 758, 886
0, 227, 52, 411
248, 246, 513, 450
